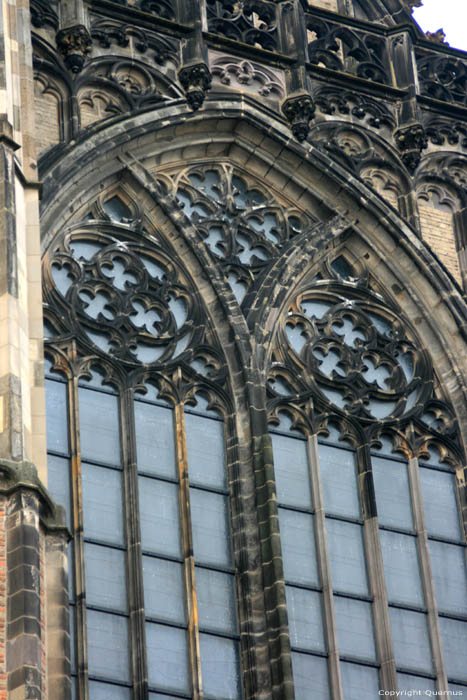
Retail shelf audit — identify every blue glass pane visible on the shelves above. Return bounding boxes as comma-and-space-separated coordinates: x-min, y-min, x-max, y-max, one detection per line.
135, 402, 176, 479
279, 509, 319, 587
326, 519, 369, 595
47, 455, 71, 529
271, 433, 311, 509
340, 662, 380, 700
89, 683, 131, 700
196, 568, 237, 635
46, 379, 69, 454
420, 467, 462, 540
139, 478, 182, 557
87, 610, 130, 682
319, 444, 360, 519
79, 387, 120, 465
334, 597, 376, 662
292, 653, 330, 700
82, 464, 124, 545
372, 456, 413, 530
390, 608, 433, 674
440, 618, 467, 681
185, 413, 225, 489
397, 674, 436, 693
84, 544, 127, 612
200, 634, 241, 699
146, 622, 190, 693
190, 489, 231, 567
449, 684, 467, 696
143, 556, 186, 624
380, 531, 425, 607
286, 586, 325, 652
430, 541, 467, 616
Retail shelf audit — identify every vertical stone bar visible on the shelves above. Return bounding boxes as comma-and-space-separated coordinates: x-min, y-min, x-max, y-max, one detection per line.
6, 487, 42, 699
45, 532, 71, 700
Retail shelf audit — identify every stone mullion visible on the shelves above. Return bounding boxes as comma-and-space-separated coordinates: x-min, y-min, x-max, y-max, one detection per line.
358, 445, 397, 693
174, 401, 202, 699
407, 456, 448, 691
307, 435, 343, 700
67, 363, 88, 700
120, 387, 148, 700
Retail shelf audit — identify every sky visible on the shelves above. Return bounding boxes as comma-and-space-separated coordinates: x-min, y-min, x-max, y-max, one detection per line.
412, 0, 467, 51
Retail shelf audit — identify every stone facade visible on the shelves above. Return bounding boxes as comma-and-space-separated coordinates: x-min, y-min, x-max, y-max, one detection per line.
0, 0, 466, 698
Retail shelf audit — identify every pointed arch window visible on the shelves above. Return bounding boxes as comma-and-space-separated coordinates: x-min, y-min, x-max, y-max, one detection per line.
43, 196, 243, 700
268, 255, 467, 698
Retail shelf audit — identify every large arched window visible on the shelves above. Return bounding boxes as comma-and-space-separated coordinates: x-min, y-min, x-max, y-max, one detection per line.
43, 197, 242, 699
267, 255, 467, 698
41, 161, 467, 700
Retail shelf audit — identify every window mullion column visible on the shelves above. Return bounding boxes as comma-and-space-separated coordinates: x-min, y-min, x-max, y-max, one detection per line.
358, 446, 397, 692
407, 456, 448, 691
307, 434, 343, 700
121, 386, 148, 699
174, 401, 203, 699
68, 363, 88, 700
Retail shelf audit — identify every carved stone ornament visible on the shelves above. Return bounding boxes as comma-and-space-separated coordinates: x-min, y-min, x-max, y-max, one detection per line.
178, 63, 212, 111
56, 24, 92, 74
281, 94, 315, 142
394, 123, 428, 174
425, 28, 448, 45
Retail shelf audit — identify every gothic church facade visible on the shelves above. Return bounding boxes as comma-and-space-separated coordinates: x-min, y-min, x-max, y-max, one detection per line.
1, 0, 467, 698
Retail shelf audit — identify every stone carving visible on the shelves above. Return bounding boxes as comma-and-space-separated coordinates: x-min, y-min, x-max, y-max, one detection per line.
30, 0, 59, 30
178, 63, 212, 111
207, 0, 279, 52
394, 123, 428, 174
425, 29, 448, 45
314, 88, 396, 132
418, 53, 467, 107
90, 19, 178, 65
306, 15, 390, 85
211, 56, 284, 99
56, 24, 92, 74
282, 95, 315, 142
426, 119, 467, 148
44, 220, 201, 367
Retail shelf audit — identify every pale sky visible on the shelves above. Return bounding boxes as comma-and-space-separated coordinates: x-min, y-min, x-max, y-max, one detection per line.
412, 0, 467, 51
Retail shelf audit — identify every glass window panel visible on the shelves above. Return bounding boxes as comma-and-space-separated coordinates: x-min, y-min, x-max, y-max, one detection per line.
79, 387, 120, 466
146, 622, 190, 693
286, 586, 325, 652
292, 652, 330, 700
326, 519, 369, 595
340, 662, 380, 700
420, 468, 462, 540
70, 604, 76, 675
271, 434, 311, 509
397, 674, 436, 693
449, 684, 467, 697
87, 610, 130, 683
139, 478, 182, 558
429, 541, 467, 615
380, 531, 425, 606
150, 695, 183, 700
279, 509, 319, 587
200, 634, 241, 699
143, 556, 186, 625
372, 456, 413, 530
185, 413, 226, 489
89, 683, 131, 700
334, 597, 376, 662
390, 608, 433, 674
319, 444, 360, 519
82, 464, 124, 545
46, 379, 69, 454
134, 402, 176, 479
440, 618, 467, 681
196, 568, 237, 635
190, 489, 231, 567
84, 544, 127, 612
47, 455, 71, 529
